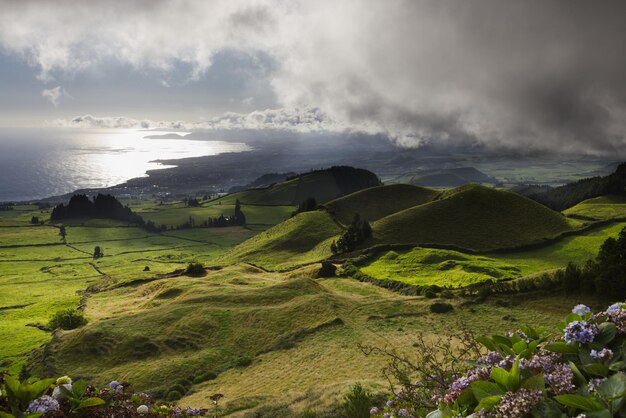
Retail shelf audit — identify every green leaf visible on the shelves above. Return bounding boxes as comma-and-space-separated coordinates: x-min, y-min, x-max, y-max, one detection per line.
25, 378, 55, 401
77, 397, 105, 410
471, 381, 504, 401
611, 361, 626, 371
513, 340, 527, 354
569, 361, 588, 387
457, 387, 475, 405
596, 322, 617, 345
531, 399, 565, 418
598, 372, 626, 400
566, 313, 583, 323
0, 412, 17, 418
476, 336, 496, 351
475, 395, 502, 412
585, 363, 610, 377
554, 394, 605, 411
545, 342, 579, 354
492, 335, 512, 347
522, 373, 545, 391
507, 358, 521, 391
491, 368, 509, 388
426, 410, 443, 418
72, 380, 88, 398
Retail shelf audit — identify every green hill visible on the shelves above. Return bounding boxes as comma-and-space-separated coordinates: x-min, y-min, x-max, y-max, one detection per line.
219, 210, 342, 269
216, 166, 381, 206
324, 184, 440, 225
372, 184, 578, 251
563, 195, 626, 221
411, 167, 496, 187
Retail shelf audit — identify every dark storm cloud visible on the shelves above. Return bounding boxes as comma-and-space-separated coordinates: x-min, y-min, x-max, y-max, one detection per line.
2, 0, 626, 154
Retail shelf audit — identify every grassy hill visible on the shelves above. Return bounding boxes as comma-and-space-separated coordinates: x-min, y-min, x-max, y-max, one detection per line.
216, 166, 381, 206
563, 195, 626, 221
324, 184, 440, 225
372, 184, 578, 251
410, 167, 496, 188
219, 211, 342, 270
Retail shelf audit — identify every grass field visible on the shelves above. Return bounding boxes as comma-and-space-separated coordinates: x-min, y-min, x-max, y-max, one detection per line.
2, 190, 625, 416
219, 210, 342, 270
362, 221, 626, 287
563, 195, 626, 220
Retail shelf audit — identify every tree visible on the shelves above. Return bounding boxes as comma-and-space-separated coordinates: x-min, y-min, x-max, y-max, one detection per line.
30, 216, 39, 224
93, 246, 103, 259
331, 213, 372, 254
59, 225, 66, 241
234, 199, 246, 225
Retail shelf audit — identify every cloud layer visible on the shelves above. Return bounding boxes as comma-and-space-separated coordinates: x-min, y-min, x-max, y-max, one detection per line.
3, 0, 626, 154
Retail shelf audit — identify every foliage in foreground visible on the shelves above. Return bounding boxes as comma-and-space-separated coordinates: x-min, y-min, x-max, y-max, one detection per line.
370, 303, 626, 417
0, 375, 208, 417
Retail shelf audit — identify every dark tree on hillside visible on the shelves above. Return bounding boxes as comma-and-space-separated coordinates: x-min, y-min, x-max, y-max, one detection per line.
31, 216, 40, 224
291, 197, 317, 217
331, 213, 372, 254
234, 199, 246, 225
59, 225, 66, 241
93, 246, 103, 258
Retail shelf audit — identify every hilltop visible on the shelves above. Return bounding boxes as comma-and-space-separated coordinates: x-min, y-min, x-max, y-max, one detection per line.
324, 184, 440, 225
410, 167, 497, 188
372, 184, 576, 251
216, 166, 381, 206
219, 183, 579, 270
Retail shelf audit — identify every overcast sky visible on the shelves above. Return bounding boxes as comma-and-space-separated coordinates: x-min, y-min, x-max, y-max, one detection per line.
1, 0, 626, 154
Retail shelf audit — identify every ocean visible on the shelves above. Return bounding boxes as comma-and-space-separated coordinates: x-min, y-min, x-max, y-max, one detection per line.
0, 127, 250, 202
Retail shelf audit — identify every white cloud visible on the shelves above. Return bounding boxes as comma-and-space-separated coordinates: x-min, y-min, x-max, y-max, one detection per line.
4, 1, 626, 153
41, 86, 68, 107
49, 107, 352, 133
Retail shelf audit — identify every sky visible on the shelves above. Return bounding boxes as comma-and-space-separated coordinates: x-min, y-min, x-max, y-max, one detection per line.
1, 0, 626, 155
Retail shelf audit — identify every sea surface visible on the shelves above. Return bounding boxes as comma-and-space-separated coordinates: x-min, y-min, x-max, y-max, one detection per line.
0, 127, 250, 202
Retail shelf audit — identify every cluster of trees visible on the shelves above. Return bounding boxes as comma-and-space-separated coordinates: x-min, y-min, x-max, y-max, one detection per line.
30, 216, 44, 225
331, 214, 372, 254
93, 246, 104, 259
0, 204, 13, 211
202, 199, 246, 228
51, 194, 145, 224
523, 162, 626, 211
557, 225, 626, 297
291, 197, 317, 217
183, 197, 201, 207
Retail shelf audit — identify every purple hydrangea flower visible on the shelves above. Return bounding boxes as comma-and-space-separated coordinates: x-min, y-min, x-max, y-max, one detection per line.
370, 407, 380, 415
545, 363, 575, 395
588, 378, 606, 392
494, 389, 543, 418
590, 348, 613, 360
572, 304, 591, 316
607, 302, 624, 312
28, 395, 60, 413
109, 380, 121, 389
477, 351, 502, 366
386, 400, 394, 407
563, 320, 598, 344
397, 409, 410, 417
436, 367, 491, 404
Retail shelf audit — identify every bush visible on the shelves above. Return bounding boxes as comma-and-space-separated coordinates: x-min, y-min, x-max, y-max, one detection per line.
440, 290, 454, 299
342, 383, 373, 418
48, 308, 87, 330
318, 261, 337, 277
429, 302, 453, 314
184, 262, 205, 277
422, 289, 437, 299
168, 384, 187, 395
166, 390, 182, 401
235, 356, 253, 367
193, 371, 217, 384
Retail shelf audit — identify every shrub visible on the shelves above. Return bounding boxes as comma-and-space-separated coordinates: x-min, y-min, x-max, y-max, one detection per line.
168, 384, 187, 395
48, 308, 87, 330
184, 262, 205, 277
193, 371, 217, 384
318, 261, 337, 277
422, 289, 437, 299
166, 390, 182, 401
342, 383, 373, 418
429, 302, 453, 314
440, 290, 454, 299
235, 356, 253, 367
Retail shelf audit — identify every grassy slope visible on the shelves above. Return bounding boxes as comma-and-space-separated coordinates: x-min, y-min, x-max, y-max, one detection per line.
563, 195, 626, 221
372, 184, 578, 251
324, 184, 440, 225
362, 221, 626, 287
37, 263, 582, 416
219, 211, 342, 270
